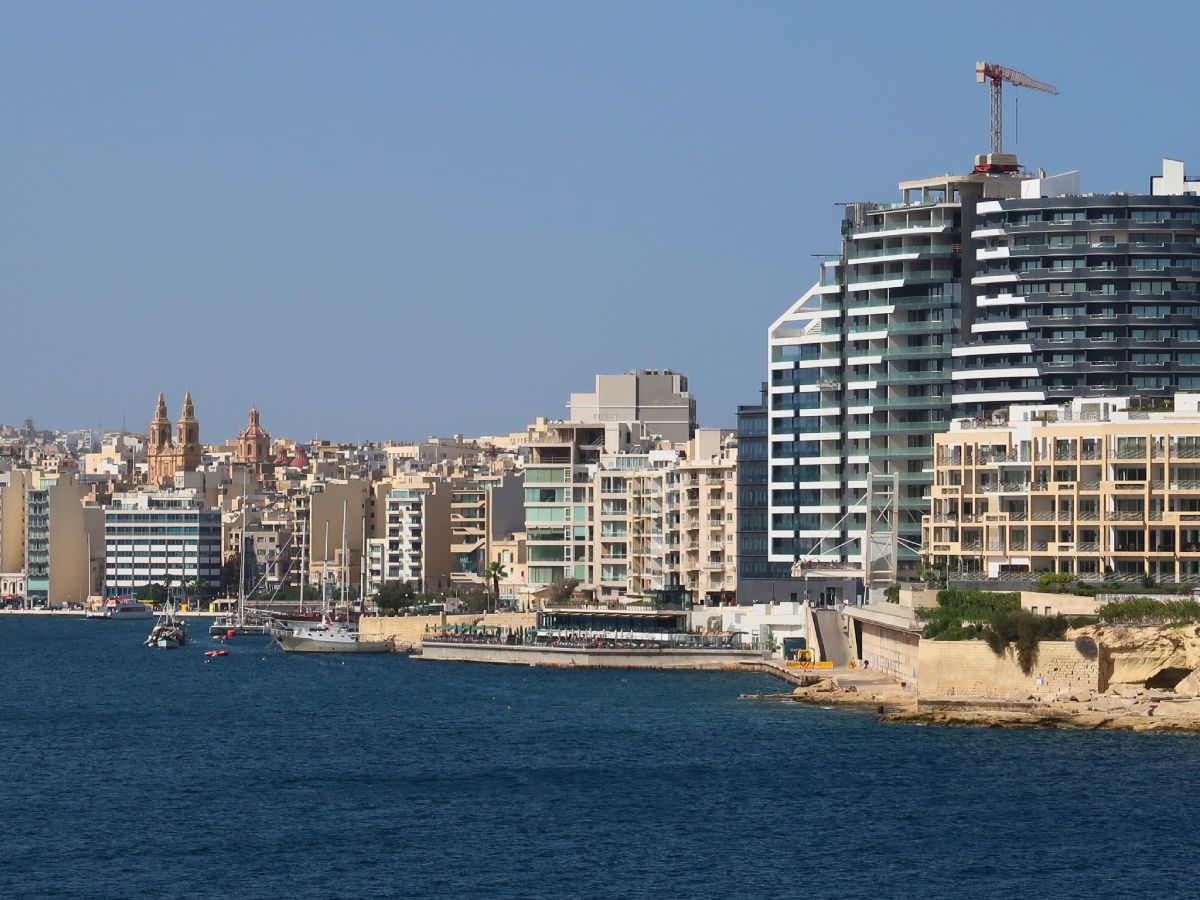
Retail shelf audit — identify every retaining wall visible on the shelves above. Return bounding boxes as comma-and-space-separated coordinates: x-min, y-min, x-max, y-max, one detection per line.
918, 639, 1098, 699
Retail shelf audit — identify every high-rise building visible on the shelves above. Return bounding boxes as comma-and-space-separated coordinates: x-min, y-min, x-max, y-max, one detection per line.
104, 490, 221, 598
735, 383, 806, 602
768, 158, 1200, 579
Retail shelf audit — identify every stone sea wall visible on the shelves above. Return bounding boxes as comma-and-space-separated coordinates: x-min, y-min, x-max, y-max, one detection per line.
919, 640, 1099, 699
419, 642, 762, 669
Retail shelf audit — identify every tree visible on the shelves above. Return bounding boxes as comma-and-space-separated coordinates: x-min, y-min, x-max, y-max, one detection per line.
545, 578, 580, 607
376, 580, 416, 615
462, 588, 490, 614
136, 582, 168, 606
484, 561, 508, 613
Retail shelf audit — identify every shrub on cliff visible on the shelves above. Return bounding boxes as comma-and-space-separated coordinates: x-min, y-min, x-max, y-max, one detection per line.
982, 608, 1068, 674
1098, 598, 1200, 626
935, 589, 1021, 614
920, 590, 1021, 640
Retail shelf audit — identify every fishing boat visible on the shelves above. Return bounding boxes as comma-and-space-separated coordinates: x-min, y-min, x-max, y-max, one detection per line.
145, 602, 188, 649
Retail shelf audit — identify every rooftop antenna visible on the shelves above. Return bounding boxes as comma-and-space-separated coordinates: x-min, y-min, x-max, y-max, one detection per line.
974, 60, 1058, 173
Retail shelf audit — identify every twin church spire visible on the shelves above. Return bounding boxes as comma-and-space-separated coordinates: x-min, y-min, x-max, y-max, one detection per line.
147, 391, 201, 487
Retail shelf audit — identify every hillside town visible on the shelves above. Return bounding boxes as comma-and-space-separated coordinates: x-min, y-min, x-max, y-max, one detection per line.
0, 370, 739, 614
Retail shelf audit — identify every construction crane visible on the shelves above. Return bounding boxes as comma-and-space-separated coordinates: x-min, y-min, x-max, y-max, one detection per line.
974, 60, 1058, 173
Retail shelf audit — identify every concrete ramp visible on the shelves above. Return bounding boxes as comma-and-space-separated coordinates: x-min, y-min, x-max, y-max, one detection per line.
810, 609, 852, 666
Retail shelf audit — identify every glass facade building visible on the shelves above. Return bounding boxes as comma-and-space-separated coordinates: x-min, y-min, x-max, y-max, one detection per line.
768, 159, 1200, 577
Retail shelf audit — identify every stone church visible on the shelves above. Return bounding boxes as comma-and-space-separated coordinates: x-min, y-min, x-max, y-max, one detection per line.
147, 391, 202, 487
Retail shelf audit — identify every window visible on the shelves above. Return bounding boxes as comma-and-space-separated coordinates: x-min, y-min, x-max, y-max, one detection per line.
1132, 281, 1170, 295
1132, 375, 1170, 388
1133, 305, 1171, 318
1052, 211, 1085, 223
1051, 258, 1085, 270
1050, 282, 1086, 295
1048, 234, 1084, 248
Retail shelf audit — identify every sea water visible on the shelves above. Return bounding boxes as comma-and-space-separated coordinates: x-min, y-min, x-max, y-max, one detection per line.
1, 616, 1199, 899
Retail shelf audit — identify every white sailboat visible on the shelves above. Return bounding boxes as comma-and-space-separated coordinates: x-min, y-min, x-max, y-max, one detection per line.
272, 502, 392, 653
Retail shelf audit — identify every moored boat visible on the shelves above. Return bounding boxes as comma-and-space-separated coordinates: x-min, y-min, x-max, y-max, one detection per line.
88, 598, 154, 620
272, 618, 393, 654
145, 603, 188, 649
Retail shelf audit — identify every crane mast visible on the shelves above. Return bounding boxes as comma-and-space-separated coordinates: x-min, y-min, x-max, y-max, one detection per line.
974, 60, 1058, 173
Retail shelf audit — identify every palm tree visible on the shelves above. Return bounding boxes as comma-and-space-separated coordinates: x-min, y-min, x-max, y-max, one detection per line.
483, 561, 508, 613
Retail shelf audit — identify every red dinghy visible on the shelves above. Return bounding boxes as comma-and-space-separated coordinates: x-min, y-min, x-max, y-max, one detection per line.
204, 649, 229, 658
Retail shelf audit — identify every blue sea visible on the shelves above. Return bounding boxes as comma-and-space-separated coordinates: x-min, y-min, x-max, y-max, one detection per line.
2, 617, 1199, 899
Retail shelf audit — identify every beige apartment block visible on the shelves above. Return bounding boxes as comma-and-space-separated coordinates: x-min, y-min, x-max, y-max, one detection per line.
367, 474, 453, 595
304, 477, 370, 588
0, 469, 29, 574
924, 395, 1200, 583
674, 430, 738, 603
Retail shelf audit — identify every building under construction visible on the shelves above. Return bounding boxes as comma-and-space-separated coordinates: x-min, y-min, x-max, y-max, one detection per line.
766, 64, 1200, 581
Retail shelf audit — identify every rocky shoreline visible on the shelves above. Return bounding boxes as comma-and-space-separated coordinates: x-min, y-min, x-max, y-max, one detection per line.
744, 673, 1200, 734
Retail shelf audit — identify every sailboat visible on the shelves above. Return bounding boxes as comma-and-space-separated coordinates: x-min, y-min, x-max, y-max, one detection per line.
209, 470, 268, 637
272, 502, 392, 654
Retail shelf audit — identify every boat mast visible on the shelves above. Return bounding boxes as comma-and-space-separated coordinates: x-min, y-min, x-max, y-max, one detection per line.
238, 468, 248, 627
360, 513, 366, 612
322, 520, 330, 617
340, 499, 348, 612
299, 511, 307, 612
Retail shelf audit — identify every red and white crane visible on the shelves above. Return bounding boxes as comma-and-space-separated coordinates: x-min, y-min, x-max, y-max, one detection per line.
975, 60, 1058, 172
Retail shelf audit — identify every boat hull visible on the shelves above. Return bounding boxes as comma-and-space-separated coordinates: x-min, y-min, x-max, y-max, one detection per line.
274, 634, 393, 653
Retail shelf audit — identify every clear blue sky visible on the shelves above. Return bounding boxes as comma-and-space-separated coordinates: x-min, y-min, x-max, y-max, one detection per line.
4, 1, 1197, 441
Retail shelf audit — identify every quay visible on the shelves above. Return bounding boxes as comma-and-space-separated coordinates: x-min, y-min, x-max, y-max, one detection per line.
412, 607, 767, 671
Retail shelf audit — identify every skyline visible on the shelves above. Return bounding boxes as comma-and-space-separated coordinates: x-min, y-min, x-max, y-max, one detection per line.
6, 2, 1199, 440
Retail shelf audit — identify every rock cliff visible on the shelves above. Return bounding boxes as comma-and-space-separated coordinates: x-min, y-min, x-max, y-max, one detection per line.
1073, 623, 1200, 689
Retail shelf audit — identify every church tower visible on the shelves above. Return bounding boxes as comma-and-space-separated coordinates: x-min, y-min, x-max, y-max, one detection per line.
148, 392, 175, 486
237, 407, 271, 474
175, 391, 201, 473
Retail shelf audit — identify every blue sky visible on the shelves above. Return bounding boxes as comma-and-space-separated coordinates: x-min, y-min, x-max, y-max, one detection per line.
4, 1, 1197, 441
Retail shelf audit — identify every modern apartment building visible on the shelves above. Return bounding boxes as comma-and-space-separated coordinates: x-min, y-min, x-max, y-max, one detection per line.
524, 421, 609, 594
523, 419, 736, 605
923, 395, 1200, 583
958, 160, 1200, 411
367, 476, 452, 594
568, 370, 697, 444
768, 157, 1200, 578
104, 490, 222, 598
449, 473, 525, 591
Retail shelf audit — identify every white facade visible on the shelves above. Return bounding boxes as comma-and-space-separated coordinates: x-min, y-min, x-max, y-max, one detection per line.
104, 490, 222, 597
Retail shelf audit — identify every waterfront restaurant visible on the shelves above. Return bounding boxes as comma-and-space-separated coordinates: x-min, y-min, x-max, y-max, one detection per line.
533, 608, 751, 650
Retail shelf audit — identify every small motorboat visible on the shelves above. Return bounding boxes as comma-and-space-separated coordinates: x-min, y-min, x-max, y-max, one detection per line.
204, 649, 229, 658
